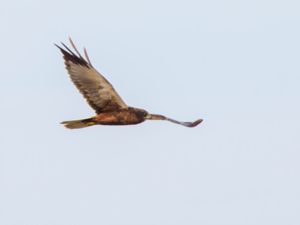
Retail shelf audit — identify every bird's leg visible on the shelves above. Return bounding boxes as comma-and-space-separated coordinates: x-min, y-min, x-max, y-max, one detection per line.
146, 114, 203, 127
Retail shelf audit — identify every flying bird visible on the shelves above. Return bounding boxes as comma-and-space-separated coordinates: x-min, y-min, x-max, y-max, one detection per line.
56, 38, 203, 129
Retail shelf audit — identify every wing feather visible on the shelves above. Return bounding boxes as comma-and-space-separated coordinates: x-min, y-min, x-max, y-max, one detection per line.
56, 40, 128, 113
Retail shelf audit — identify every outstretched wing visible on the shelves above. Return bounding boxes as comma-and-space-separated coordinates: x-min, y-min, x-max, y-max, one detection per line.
56, 39, 128, 113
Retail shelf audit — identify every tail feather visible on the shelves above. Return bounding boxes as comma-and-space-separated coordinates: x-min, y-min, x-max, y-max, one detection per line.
61, 118, 96, 129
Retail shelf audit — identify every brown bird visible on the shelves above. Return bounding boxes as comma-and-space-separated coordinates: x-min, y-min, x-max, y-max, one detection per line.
56, 38, 203, 129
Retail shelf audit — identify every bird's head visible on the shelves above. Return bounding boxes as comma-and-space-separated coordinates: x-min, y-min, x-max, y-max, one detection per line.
129, 107, 149, 120
133, 108, 163, 121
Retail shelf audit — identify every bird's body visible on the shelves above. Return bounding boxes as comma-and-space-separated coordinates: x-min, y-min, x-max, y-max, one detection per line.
62, 107, 147, 129
56, 38, 203, 128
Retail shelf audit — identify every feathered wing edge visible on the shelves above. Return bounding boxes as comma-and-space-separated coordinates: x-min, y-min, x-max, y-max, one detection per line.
54, 37, 92, 68
146, 114, 203, 127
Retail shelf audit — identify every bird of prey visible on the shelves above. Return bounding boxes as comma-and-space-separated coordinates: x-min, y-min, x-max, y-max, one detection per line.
56, 38, 203, 129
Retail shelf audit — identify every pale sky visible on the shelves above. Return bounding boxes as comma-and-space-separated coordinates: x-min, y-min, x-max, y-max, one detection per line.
1, 0, 300, 224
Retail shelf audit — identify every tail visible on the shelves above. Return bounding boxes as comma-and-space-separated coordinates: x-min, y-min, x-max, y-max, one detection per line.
61, 117, 96, 129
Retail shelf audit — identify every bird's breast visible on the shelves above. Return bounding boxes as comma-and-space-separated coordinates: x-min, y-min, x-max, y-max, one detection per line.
94, 109, 145, 125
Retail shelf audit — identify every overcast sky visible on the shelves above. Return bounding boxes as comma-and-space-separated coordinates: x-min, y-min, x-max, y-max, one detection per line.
1, 0, 300, 224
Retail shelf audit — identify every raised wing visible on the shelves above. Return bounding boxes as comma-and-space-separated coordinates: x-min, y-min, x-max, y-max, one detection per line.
56, 39, 128, 113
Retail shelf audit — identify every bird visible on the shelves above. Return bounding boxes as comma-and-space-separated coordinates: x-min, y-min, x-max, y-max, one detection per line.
56, 38, 203, 129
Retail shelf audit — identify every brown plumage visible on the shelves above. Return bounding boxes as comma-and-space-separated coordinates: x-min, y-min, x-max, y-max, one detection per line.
56, 38, 203, 129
